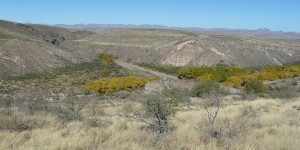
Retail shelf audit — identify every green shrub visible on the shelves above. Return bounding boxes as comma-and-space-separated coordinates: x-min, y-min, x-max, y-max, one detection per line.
245, 81, 266, 93
99, 53, 115, 65
192, 80, 222, 97
143, 89, 181, 134
179, 66, 254, 82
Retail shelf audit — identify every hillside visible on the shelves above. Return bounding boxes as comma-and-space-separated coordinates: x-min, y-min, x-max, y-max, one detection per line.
1, 20, 300, 77
62, 28, 300, 68
0, 20, 94, 77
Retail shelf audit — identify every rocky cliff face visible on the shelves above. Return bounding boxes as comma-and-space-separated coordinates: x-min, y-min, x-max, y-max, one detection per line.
161, 41, 202, 66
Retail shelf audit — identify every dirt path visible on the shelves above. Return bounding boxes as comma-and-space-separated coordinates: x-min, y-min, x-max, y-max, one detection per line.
115, 60, 178, 80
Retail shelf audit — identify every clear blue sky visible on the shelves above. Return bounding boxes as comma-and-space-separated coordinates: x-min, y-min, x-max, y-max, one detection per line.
1, 0, 299, 32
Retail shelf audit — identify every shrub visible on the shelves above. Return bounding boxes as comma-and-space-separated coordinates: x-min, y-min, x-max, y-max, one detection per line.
224, 76, 243, 88
179, 64, 300, 91
200, 105, 259, 140
245, 80, 266, 93
54, 97, 90, 124
98, 53, 115, 65
192, 80, 222, 97
83, 76, 154, 94
179, 65, 254, 82
99, 68, 111, 77
143, 89, 182, 134
196, 74, 215, 81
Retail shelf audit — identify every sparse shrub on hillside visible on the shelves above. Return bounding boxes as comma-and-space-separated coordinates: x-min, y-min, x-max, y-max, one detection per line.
99, 68, 111, 77
99, 53, 115, 66
6, 58, 123, 83
192, 80, 222, 98
25, 89, 46, 115
83, 76, 154, 94
146, 95, 177, 133
245, 80, 266, 93
139, 89, 182, 144
55, 97, 90, 124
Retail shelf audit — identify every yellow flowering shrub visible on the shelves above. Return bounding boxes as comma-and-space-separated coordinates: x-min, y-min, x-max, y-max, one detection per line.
196, 74, 214, 81
83, 76, 154, 94
224, 76, 243, 88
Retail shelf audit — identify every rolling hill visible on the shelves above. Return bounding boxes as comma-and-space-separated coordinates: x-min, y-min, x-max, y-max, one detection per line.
1, 20, 300, 77
0, 20, 94, 77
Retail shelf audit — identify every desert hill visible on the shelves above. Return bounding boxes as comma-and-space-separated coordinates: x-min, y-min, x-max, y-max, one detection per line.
1, 20, 300, 77
62, 28, 300, 68
0, 20, 94, 77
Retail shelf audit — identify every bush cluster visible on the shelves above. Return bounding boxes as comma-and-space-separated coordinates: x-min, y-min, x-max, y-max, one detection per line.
83, 76, 157, 94
179, 64, 300, 90
179, 65, 255, 82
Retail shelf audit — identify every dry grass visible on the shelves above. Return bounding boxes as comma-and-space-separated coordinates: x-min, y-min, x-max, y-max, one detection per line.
0, 97, 299, 150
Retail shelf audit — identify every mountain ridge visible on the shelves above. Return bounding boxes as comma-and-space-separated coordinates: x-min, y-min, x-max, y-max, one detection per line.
54, 23, 300, 40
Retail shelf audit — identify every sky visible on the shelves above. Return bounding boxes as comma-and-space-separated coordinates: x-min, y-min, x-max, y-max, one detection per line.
0, 0, 299, 32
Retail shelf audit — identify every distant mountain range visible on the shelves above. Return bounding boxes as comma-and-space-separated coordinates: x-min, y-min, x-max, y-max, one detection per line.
55, 24, 300, 39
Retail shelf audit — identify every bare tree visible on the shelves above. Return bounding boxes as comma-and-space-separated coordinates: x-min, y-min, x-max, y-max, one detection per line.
202, 93, 221, 138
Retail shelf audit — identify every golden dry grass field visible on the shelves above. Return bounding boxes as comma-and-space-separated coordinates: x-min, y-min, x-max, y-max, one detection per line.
0, 95, 299, 150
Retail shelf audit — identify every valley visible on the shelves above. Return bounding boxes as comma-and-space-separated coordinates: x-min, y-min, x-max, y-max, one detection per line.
0, 19, 300, 150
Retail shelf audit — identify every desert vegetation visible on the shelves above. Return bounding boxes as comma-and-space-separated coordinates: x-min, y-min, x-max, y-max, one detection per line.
0, 80, 300, 149
1, 9, 300, 150
179, 64, 300, 90
82, 76, 154, 94
0, 52, 300, 149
